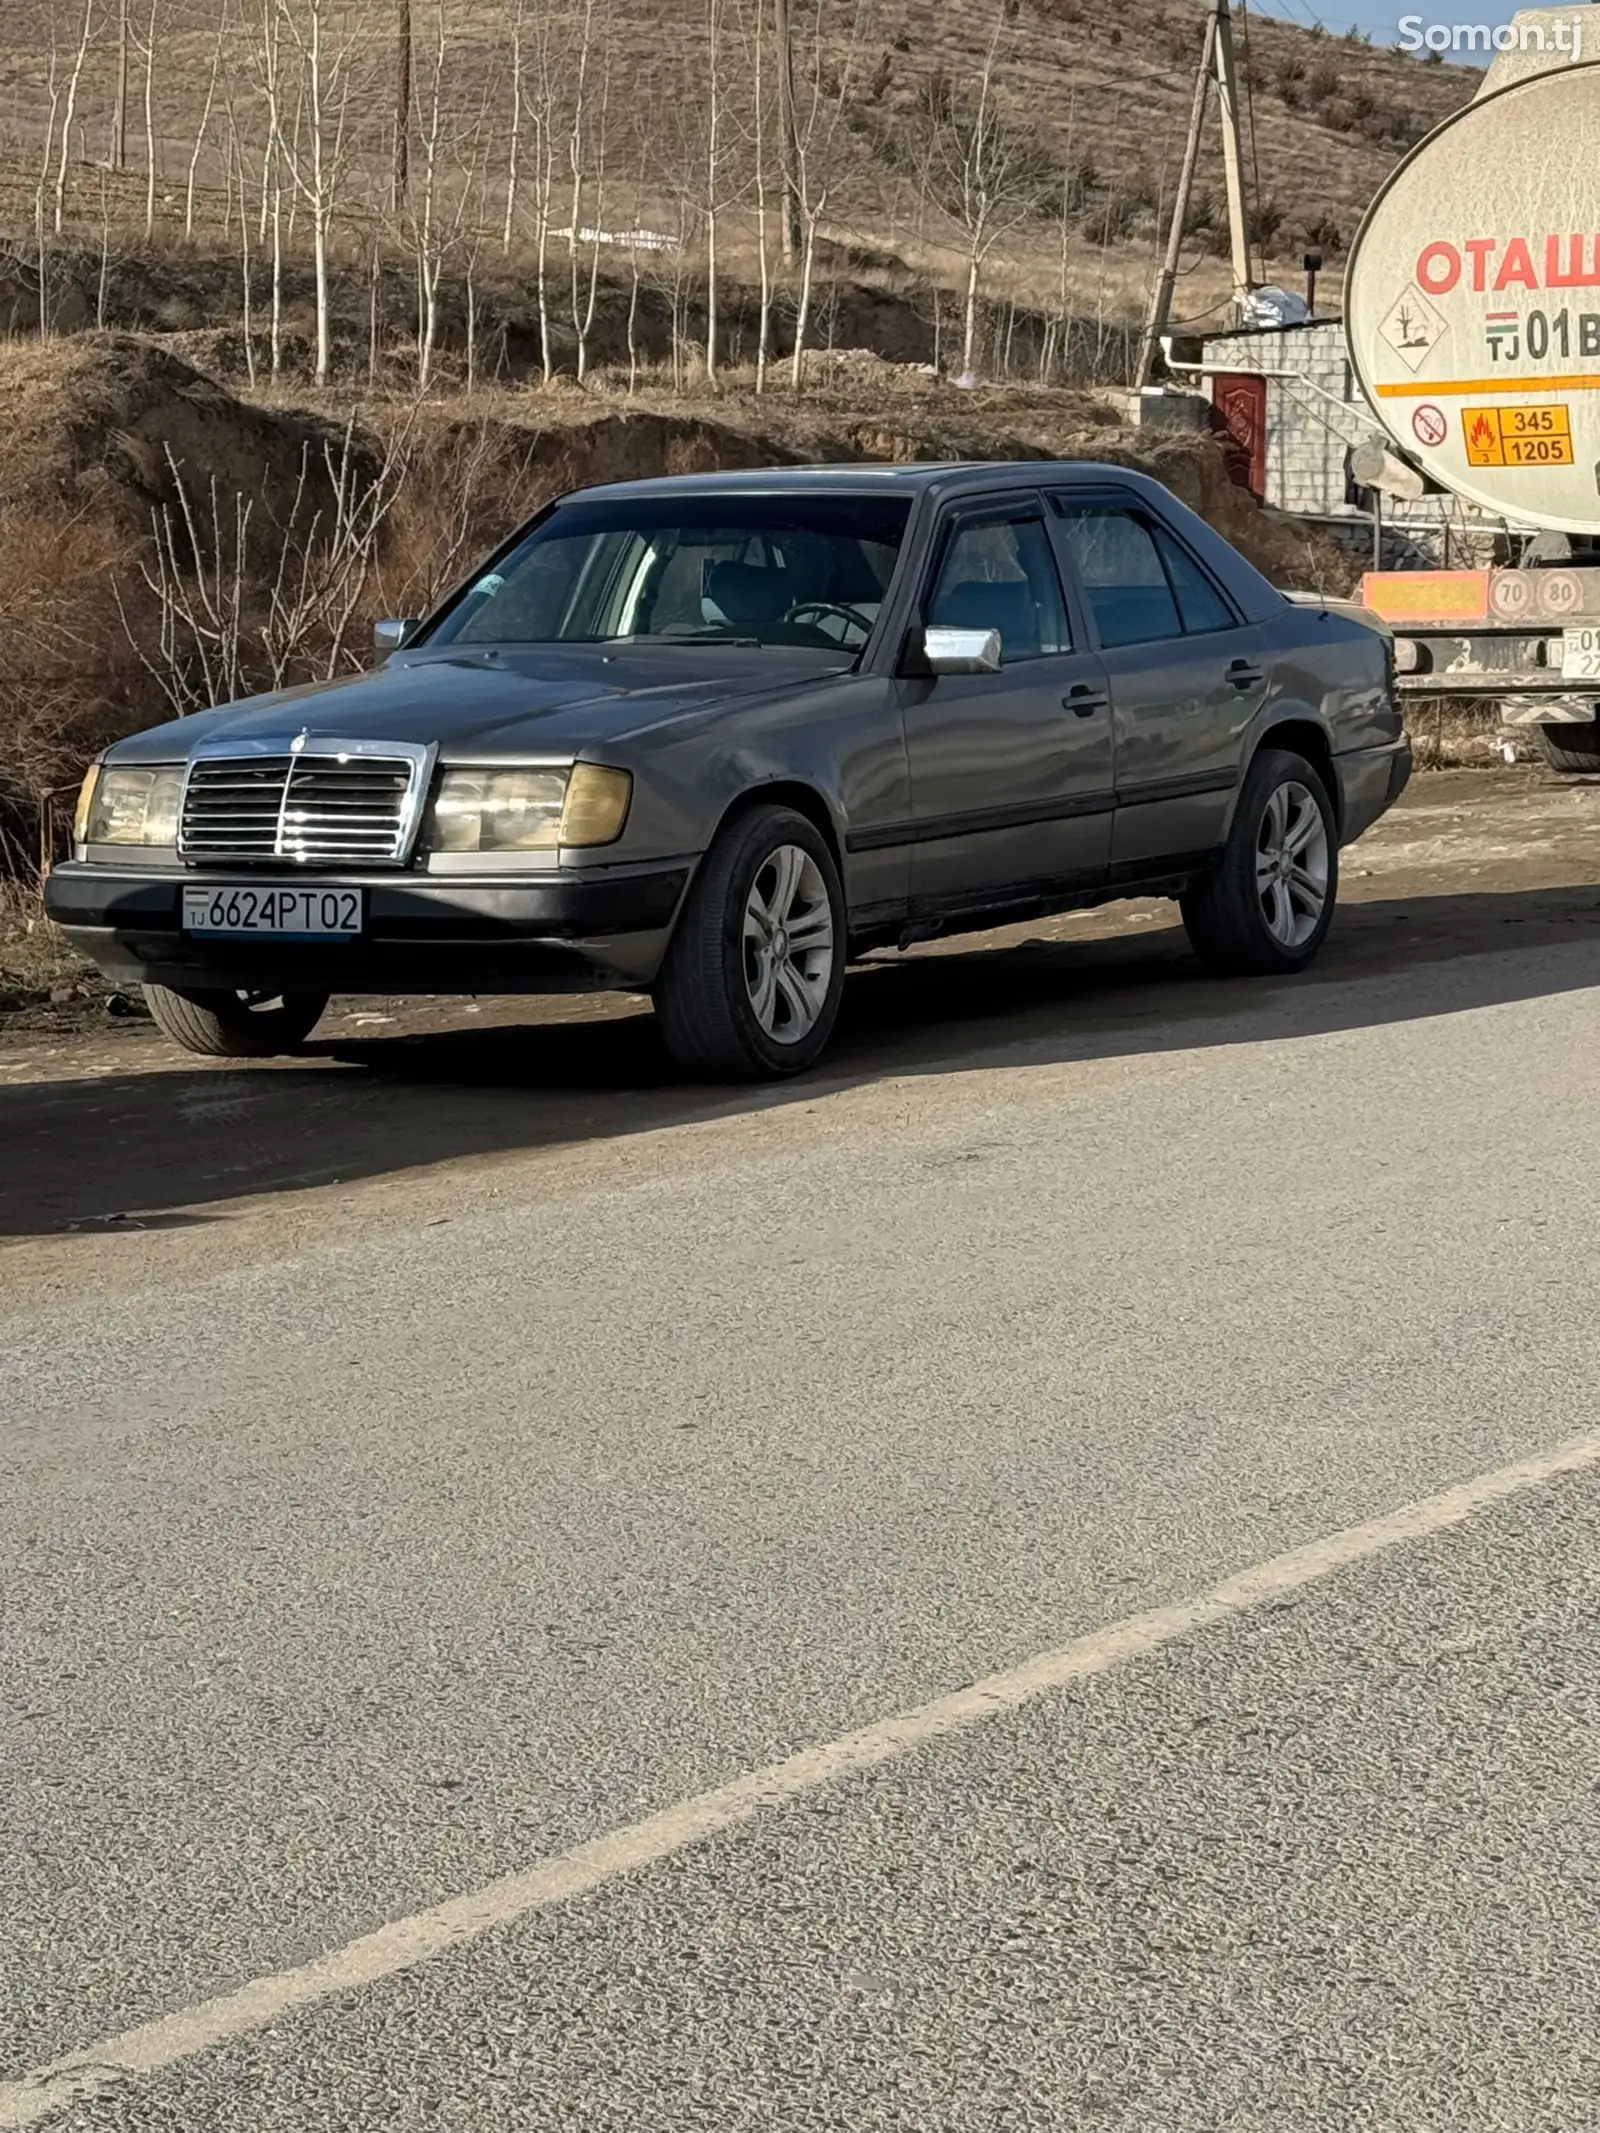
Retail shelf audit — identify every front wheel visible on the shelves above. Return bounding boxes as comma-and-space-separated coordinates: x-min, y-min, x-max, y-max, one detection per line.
652, 804, 845, 1081
142, 984, 329, 1058
1180, 748, 1338, 977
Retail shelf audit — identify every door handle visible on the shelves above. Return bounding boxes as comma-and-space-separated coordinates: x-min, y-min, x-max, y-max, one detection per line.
1063, 685, 1107, 716
1226, 659, 1264, 689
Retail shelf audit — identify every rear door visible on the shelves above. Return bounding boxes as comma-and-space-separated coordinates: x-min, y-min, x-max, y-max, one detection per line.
898, 499, 1114, 917
1047, 494, 1268, 877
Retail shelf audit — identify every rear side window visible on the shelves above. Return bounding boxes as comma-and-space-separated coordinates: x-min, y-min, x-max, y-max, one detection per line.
1154, 528, 1236, 634
1052, 508, 1181, 649
1051, 503, 1240, 648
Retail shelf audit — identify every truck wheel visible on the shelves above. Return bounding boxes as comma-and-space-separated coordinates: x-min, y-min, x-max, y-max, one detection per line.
142, 985, 329, 1058
1537, 724, 1600, 773
1180, 748, 1338, 977
652, 804, 845, 1081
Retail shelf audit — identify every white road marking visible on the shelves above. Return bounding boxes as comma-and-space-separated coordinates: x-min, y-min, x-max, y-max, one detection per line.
6, 1427, 1599, 2128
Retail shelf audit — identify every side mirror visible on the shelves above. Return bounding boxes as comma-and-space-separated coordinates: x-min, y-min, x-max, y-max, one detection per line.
374, 617, 420, 653
923, 624, 1002, 675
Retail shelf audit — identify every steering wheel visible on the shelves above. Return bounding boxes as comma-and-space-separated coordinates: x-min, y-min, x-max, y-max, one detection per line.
784, 599, 876, 645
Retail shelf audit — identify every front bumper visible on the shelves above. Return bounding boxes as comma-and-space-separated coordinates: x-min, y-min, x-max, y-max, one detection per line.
1336, 738, 1412, 847
44, 860, 692, 994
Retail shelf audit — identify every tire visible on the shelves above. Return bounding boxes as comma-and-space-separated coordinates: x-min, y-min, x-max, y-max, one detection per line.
1180, 748, 1338, 977
652, 803, 846, 1081
1537, 723, 1600, 773
142, 984, 329, 1059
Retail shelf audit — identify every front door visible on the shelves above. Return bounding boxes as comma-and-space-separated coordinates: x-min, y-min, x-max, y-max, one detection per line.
1048, 497, 1269, 877
899, 502, 1114, 920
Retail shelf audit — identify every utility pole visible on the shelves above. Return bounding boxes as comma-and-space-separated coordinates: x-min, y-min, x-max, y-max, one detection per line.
1211, 0, 1253, 316
1133, 8, 1216, 390
393, 0, 412, 210
772, 0, 800, 265
1132, 0, 1255, 388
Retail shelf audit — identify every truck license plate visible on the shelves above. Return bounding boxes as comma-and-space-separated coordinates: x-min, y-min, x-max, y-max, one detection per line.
182, 886, 363, 936
1561, 627, 1600, 681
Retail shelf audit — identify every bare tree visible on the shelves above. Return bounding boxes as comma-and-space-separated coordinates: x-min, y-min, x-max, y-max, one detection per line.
112, 0, 131, 170
230, 121, 258, 384
923, 13, 1049, 378
501, 0, 525, 251
185, 10, 231, 241
788, 0, 866, 390
124, 425, 415, 717
406, 1, 450, 388
703, 0, 725, 386
508, 0, 576, 380
398, 4, 492, 390
771, 0, 800, 264
140, 0, 159, 234
562, 0, 612, 383
393, 0, 412, 209
36, 28, 65, 326
269, 0, 363, 386
252, 0, 289, 372
53, 0, 98, 235
746, 0, 775, 387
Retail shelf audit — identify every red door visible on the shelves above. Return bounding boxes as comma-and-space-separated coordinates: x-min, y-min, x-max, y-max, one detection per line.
1210, 371, 1268, 498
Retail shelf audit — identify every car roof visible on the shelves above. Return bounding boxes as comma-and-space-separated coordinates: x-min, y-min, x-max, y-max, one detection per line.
567, 460, 1161, 502
548, 460, 1286, 623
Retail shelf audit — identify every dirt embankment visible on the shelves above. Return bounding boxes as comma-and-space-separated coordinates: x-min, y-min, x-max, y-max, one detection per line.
0, 335, 373, 834
0, 331, 1356, 867
2, 235, 1141, 391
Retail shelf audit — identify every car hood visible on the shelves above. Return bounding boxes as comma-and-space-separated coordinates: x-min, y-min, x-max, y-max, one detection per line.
107, 645, 856, 764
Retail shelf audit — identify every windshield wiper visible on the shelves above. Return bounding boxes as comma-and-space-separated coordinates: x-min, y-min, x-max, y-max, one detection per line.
604, 632, 763, 647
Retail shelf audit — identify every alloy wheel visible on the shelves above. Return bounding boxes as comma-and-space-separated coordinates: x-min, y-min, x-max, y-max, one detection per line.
1255, 780, 1329, 948
741, 843, 835, 1044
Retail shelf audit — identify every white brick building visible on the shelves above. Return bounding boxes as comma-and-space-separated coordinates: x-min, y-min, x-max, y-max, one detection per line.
1197, 318, 1498, 566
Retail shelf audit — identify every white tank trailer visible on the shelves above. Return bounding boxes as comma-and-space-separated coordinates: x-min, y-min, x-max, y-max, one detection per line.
1345, 8, 1600, 768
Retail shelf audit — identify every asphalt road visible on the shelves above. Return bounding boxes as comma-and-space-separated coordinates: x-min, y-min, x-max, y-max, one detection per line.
6, 784, 1600, 2127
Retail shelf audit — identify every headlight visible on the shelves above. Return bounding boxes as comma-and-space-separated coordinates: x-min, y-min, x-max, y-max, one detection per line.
83, 764, 184, 846
427, 769, 567, 852
425, 764, 633, 853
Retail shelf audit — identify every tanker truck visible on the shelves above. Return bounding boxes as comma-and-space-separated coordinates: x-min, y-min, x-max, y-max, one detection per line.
1345, 10, 1600, 769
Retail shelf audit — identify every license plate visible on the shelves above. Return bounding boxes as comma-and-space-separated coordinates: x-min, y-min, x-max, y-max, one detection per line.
1561, 626, 1600, 681
182, 885, 363, 936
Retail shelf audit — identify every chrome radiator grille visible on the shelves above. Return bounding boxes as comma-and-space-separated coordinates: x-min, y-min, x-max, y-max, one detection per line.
180, 751, 421, 865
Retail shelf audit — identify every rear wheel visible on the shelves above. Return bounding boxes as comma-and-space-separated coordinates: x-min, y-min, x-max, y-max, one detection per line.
1537, 722, 1600, 773
1180, 748, 1337, 977
142, 984, 329, 1058
652, 804, 845, 1081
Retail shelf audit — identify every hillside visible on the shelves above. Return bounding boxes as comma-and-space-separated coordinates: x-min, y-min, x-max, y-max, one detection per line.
2, 0, 1477, 341
0, 0, 1469, 876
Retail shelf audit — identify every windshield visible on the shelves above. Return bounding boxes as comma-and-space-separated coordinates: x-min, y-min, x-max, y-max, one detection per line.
429, 493, 912, 653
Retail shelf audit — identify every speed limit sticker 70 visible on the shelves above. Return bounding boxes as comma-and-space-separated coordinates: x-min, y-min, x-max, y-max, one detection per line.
1412, 403, 1446, 447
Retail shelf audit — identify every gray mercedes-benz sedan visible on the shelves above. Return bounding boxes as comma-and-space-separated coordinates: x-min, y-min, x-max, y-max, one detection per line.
49, 461, 1410, 1080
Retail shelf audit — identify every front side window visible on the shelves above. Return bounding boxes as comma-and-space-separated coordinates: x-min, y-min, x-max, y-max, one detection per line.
429, 494, 911, 652
925, 513, 1073, 662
